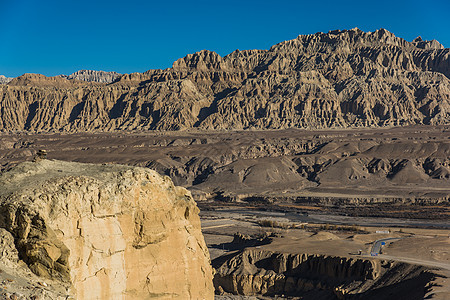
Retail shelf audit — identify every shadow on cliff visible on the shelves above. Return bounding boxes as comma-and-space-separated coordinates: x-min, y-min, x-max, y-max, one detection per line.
213, 249, 442, 300
24, 102, 39, 130
210, 233, 272, 255
346, 271, 441, 300
193, 87, 236, 127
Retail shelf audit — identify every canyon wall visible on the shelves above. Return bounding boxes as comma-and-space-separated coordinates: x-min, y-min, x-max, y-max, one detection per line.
214, 249, 435, 299
0, 28, 449, 132
0, 160, 214, 299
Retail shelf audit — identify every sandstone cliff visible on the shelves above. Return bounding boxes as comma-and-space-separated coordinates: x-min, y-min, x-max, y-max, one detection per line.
0, 160, 214, 299
0, 28, 449, 132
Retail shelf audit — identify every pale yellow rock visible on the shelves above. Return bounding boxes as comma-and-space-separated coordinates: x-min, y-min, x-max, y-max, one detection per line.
0, 160, 214, 299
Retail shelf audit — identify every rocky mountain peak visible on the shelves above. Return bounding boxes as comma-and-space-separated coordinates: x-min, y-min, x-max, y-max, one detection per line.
173, 49, 227, 71
0, 28, 449, 132
7, 73, 81, 88
61, 70, 122, 83
412, 37, 445, 50
0, 75, 13, 84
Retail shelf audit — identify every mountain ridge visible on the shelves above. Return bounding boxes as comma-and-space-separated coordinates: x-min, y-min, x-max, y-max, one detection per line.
0, 28, 449, 132
0, 75, 13, 84
60, 69, 122, 83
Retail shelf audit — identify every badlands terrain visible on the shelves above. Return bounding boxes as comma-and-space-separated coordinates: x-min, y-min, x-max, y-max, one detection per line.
1, 126, 449, 220
0, 28, 449, 299
0, 28, 449, 132
0, 127, 449, 299
202, 211, 450, 299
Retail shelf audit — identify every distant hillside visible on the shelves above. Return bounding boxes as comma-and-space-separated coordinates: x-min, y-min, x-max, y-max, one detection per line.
60, 70, 122, 83
0, 28, 449, 132
0, 75, 13, 84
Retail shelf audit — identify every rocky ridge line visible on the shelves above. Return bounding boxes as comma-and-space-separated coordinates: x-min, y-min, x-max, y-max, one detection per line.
60, 70, 122, 83
0, 75, 13, 84
0, 28, 449, 132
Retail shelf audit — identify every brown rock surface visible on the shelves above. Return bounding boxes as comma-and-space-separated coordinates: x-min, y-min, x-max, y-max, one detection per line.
1, 28, 449, 132
0, 160, 214, 299
0, 227, 71, 299
213, 248, 435, 299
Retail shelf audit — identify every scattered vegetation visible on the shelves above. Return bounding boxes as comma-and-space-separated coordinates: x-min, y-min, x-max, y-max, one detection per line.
256, 219, 296, 229
256, 219, 367, 233
318, 223, 367, 233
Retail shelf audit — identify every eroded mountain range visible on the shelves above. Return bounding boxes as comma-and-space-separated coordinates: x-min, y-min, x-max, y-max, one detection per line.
59, 70, 122, 83
1, 28, 450, 300
1, 28, 449, 132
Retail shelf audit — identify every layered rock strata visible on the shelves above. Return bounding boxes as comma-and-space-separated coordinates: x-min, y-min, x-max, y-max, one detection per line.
0, 160, 214, 299
0, 28, 449, 132
214, 249, 435, 299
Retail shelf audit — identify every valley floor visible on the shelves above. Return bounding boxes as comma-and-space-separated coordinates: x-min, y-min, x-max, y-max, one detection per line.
201, 206, 450, 299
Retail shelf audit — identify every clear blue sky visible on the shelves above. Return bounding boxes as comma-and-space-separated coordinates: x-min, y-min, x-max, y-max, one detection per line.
1, 0, 449, 77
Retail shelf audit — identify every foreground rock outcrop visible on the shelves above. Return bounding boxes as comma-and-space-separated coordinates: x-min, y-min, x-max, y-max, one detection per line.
0, 160, 214, 299
0, 28, 449, 132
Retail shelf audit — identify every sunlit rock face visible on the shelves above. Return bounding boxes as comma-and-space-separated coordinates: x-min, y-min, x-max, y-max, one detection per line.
0, 160, 214, 299
1, 28, 450, 132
